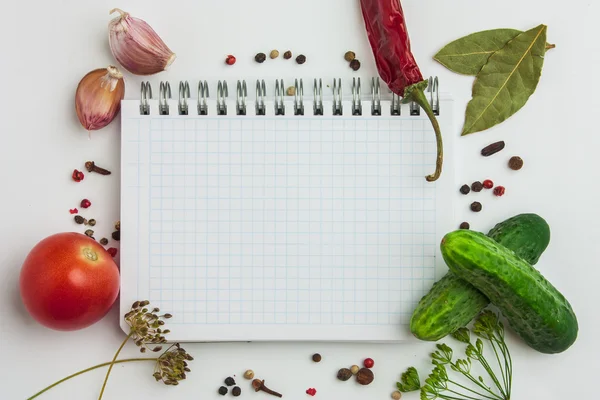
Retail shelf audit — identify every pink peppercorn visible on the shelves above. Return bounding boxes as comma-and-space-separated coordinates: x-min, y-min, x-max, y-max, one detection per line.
80, 199, 91, 208
72, 169, 84, 182
107, 247, 118, 257
483, 179, 494, 189
493, 186, 506, 197
363, 358, 374, 368
306, 388, 317, 396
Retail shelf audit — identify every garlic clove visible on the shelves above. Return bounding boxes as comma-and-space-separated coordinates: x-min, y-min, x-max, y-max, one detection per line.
75, 66, 125, 131
108, 8, 175, 76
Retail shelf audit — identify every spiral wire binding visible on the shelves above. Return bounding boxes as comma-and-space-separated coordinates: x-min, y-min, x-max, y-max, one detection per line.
332, 78, 343, 115
274, 79, 285, 116
139, 77, 439, 117
178, 81, 190, 115
159, 82, 171, 115
236, 80, 247, 115
197, 81, 209, 115
352, 78, 362, 116
256, 80, 266, 116
217, 80, 228, 115
294, 79, 304, 116
371, 77, 381, 116
140, 82, 152, 115
313, 79, 323, 115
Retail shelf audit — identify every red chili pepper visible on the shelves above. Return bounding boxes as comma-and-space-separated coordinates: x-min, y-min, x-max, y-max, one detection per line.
360, 0, 443, 181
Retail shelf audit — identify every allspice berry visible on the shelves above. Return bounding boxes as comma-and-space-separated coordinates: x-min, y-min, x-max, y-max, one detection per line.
283, 50, 292, 59
350, 365, 360, 375
356, 367, 374, 385
337, 368, 353, 381
255, 52, 267, 63
243, 369, 255, 380
312, 353, 322, 362
344, 51, 356, 62
349, 59, 361, 71
296, 54, 306, 64
508, 156, 524, 170
470, 201, 483, 212
269, 49, 279, 59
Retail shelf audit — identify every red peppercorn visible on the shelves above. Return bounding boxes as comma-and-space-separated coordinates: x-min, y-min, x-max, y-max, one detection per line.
107, 247, 118, 257
72, 169, 84, 182
493, 186, 506, 197
306, 388, 317, 396
363, 358, 374, 368
483, 179, 494, 189
69, 208, 78, 214
225, 55, 236, 65
80, 199, 91, 208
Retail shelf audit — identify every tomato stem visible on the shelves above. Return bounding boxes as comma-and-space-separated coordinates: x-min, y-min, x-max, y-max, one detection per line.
97, 332, 133, 400
27, 357, 156, 399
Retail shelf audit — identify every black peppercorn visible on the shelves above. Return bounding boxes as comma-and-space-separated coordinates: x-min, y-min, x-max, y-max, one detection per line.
100, 238, 109, 245
459, 184, 470, 195
471, 181, 483, 192
255, 53, 266, 63
112, 231, 120, 241
470, 202, 482, 212
296, 54, 306, 64
74, 215, 85, 224
218, 386, 228, 395
224, 377, 236, 386
459, 222, 470, 230
232, 386, 241, 397
283, 50, 292, 59
349, 59, 361, 71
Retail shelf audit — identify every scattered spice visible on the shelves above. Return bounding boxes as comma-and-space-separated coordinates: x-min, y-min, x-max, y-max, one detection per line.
459, 222, 470, 230
471, 181, 483, 192
100, 238, 109, 246
296, 54, 306, 64
337, 368, 352, 381
493, 186, 506, 197
356, 368, 374, 385
363, 358, 374, 368
349, 59, 361, 71
232, 386, 241, 397
481, 141, 506, 157
283, 50, 292, 59
80, 199, 91, 208
115, 221, 120, 231
243, 370, 254, 380
483, 179, 494, 189
218, 386, 228, 396
225, 377, 236, 386
312, 353, 322, 363
306, 388, 317, 396
392, 391, 402, 400
287, 86, 296, 96
74, 215, 85, 224
269, 49, 279, 59
85, 161, 111, 175
508, 156, 524, 170
72, 169, 84, 182
459, 184, 470, 195
255, 53, 267, 63
112, 231, 120, 241
107, 247, 118, 257
252, 379, 282, 398
225, 55, 236, 65
344, 51, 356, 62
69, 208, 78, 214
350, 365, 360, 375
470, 202, 482, 212
88, 219, 96, 227
84, 229, 94, 237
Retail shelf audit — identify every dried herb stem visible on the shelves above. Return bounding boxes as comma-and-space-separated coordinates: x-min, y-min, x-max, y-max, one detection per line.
27, 358, 156, 400
98, 332, 133, 400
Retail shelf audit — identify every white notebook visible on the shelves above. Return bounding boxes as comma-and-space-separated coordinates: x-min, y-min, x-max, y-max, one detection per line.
120, 78, 455, 341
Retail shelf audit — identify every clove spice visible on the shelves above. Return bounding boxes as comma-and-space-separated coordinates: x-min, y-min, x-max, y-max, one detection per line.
85, 161, 111, 175
252, 379, 282, 398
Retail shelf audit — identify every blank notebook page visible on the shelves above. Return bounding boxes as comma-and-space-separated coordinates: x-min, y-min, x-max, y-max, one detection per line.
120, 97, 454, 342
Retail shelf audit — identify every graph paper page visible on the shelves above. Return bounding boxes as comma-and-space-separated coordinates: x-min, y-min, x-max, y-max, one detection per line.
120, 99, 454, 342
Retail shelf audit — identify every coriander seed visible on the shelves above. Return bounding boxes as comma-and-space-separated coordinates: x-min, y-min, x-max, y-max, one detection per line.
508, 156, 523, 170
350, 365, 360, 375
218, 386, 228, 395
88, 219, 96, 226
84, 229, 94, 237
312, 353, 322, 362
283, 50, 292, 59
337, 368, 352, 381
74, 215, 85, 224
295, 54, 306, 64
471, 181, 483, 192
269, 49, 279, 59
344, 51, 356, 62
470, 202, 482, 212
100, 238, 109, 245
232, 386, 241, 397
392, 391, 402, 400
356, 367, 374, 385
459, 184, 470, 195
244, 369, 254, 379
349, 59, 361, 71
287, 86, 296, 96
255, 52, 267, 63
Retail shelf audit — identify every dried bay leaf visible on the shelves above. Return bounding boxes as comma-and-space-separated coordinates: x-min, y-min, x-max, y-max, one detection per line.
434, 29, 522, 75
461, 24, 548, 136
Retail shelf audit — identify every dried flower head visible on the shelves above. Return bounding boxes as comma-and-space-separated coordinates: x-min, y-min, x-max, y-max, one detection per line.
124, 300, 172, 352
153, 344, 194, 385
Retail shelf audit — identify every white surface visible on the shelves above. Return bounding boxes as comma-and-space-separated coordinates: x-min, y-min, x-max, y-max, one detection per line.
0, 0, 598, 399
119, 99, 454, 342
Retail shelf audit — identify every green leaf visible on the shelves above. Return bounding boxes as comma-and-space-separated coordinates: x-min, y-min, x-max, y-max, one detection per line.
434, 29, 522, 75
461, 24, 548, 135
397, 366, 421, 392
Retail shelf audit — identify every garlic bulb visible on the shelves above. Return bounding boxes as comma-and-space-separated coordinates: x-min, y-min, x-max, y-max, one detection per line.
75, 66, 125, 131
108, 8, 175, 75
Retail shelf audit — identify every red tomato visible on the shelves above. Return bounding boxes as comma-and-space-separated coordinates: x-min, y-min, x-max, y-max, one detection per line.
19, 232, 120, 331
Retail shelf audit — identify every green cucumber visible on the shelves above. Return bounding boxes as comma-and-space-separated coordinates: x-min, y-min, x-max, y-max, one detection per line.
410, 214, 550, 341
441, 230, 578, 354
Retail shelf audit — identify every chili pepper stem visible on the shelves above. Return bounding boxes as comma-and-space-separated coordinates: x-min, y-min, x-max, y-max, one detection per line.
410, 88, 443, 182
27, 358, 156, 400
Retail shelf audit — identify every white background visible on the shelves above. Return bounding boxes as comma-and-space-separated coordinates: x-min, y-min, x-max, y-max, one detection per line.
1, 0, 599, 399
